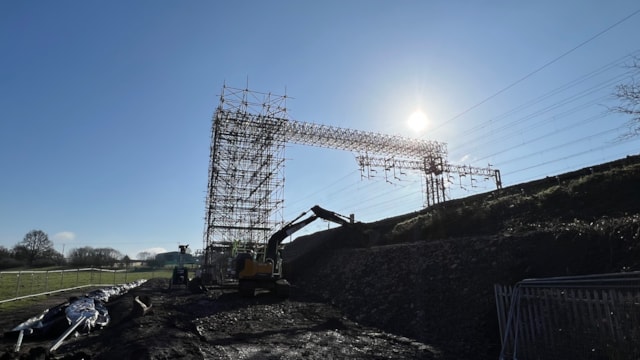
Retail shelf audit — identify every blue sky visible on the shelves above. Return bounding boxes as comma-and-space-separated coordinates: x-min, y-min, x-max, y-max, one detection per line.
1, 1, 639, 259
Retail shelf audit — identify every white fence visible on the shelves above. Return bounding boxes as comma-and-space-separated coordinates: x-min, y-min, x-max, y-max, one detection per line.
0, 268, 154, 303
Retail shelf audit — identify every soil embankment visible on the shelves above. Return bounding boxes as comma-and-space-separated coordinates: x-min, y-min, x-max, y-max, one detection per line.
284, 154, 640, 359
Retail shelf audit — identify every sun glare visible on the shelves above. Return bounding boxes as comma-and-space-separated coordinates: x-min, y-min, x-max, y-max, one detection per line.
407, 110, 429, 133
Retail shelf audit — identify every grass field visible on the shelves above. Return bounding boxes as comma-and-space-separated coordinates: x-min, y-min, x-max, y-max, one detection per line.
0, 267, 173, 307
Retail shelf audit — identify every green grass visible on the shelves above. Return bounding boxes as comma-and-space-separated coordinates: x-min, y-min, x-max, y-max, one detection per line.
0, 267, 173, 306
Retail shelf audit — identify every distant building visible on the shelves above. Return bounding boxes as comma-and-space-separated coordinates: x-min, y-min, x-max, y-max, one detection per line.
154, 251, 198, 266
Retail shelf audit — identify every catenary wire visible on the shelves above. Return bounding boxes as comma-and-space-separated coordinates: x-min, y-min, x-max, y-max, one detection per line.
430, 8, 640, 133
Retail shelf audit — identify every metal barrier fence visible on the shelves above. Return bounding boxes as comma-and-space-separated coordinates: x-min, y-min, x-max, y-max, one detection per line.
495, 272, 640, 360
0, 268, 155, 303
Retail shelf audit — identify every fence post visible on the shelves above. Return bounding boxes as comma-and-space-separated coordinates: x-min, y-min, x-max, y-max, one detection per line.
60, 269, 64, 287
45, 270, 49, 292
494, 284, 509, 346
15, 272, 22, 297
30, 273, 34, 294
76, 268, 80, 287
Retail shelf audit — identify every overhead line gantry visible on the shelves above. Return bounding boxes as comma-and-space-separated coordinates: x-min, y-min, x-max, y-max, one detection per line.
203, 85, 501, 270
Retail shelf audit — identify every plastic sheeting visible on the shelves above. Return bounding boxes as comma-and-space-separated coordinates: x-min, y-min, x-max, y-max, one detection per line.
10, 279, 147, 336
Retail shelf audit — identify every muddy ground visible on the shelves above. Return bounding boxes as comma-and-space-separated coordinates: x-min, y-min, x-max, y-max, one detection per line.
0, 278, 438, 359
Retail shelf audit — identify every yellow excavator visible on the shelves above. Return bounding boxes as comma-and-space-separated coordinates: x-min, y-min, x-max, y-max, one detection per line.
234, 205, 353, 297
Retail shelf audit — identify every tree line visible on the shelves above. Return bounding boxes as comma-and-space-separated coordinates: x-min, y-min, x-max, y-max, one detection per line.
0, 230, 131, 269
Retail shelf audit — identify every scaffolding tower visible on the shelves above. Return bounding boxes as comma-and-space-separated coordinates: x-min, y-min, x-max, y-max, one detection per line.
203, 86, 288, 270
203, 85, 501, 273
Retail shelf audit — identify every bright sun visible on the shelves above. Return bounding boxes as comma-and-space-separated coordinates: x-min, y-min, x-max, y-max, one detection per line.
407, 109, 429, 133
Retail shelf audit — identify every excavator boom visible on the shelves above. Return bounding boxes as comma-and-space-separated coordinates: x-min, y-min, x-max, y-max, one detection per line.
310, 205, 350, 226
237, 205, 353, 297
265, 205, 351, 262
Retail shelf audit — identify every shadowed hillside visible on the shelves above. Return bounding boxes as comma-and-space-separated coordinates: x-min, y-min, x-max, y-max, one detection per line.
284, 154, 640, 360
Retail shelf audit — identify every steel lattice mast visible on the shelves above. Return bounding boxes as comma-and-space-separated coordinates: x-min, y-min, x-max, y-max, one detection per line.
202, 85, 501, 274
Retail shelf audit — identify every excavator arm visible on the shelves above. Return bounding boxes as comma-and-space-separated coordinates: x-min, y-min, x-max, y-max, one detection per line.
235, 205, 354, 296
264, 205, 351, 262
310, 205, 350, 226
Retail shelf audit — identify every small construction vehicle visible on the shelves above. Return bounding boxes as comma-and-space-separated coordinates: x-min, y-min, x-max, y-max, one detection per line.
235, 205, 353, 297
170, 244, 189, 289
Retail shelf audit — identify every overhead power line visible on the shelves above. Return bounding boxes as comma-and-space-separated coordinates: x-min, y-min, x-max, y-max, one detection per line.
449, 51, 640, 145
432, 7, 640, 132
507, 134, 640, 177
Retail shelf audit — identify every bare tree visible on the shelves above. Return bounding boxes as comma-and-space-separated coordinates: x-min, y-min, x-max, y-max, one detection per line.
121, 255, 132, 269
13, 230, 55, 265
94, 247, 122, 267
68, 246, 122, 267
0, 245, 21, 269
0, 246, 9, 258
68, 246, 95, 266
613, 57, 640, 139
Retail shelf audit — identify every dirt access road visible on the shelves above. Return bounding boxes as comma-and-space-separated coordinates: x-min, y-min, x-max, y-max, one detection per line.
0, 278, 438, 360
